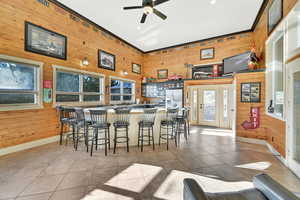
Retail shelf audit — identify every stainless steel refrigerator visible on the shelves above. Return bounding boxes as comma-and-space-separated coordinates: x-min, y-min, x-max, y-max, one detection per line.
165, 89, 183, 109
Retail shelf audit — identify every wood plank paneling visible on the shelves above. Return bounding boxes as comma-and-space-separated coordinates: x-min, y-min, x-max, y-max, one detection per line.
0, 0, 143, 148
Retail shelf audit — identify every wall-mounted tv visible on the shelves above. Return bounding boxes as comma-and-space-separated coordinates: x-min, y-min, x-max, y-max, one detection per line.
223, 51, 251, 74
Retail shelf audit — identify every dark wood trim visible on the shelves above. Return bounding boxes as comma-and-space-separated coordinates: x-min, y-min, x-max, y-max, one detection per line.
251, 0, 270, 31
145, 29, 252, 54
48, 0, 144, 53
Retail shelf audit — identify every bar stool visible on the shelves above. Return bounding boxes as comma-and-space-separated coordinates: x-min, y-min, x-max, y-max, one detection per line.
113, 109, 131, 154
89, 110, 111, 156
159, 108, 178, 150
138, 108, 157, 152
57, 106, 77, 147
175, 108, 189, 146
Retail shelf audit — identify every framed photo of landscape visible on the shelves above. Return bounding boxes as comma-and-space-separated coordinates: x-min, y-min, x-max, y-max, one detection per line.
132, 63, 141, 74
98, 50, 115, 71
25, 21, 67, 60
200, 48, 214, 60
241, 82, 261, 103
268, 0, 283, 34
157, 69, 168, 79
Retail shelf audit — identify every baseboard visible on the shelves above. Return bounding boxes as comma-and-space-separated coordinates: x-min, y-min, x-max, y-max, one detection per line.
265, 142, 287, 166
237, 136, 287, 166
236, 136, 266, 145
0, 135, 60, 157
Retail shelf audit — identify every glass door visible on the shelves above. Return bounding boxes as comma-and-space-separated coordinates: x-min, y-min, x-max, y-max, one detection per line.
189, 88, 198, 124
287, 58, 300, 177
198, 88, 219, 127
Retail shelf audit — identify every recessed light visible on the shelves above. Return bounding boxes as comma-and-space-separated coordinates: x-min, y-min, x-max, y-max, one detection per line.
210, 0, 216, 5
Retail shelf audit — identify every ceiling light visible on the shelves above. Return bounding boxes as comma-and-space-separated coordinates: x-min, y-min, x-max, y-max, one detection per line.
210, 0, 216, 4
144, 6, 153, 14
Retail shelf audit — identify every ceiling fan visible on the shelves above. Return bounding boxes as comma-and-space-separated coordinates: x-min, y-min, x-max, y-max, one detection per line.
123, 0, 169, 23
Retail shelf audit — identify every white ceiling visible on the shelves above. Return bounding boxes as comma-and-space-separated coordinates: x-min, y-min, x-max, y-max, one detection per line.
57, 0, 264, 52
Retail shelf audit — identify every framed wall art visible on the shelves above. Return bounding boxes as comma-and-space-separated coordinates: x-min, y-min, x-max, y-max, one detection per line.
157, 69, 168, 79
98, 50, 116, 71
132, 63, 141, 74
268, 0, 283, 34
241, 82, 261, 103
200, 48, 215, 60
25, 21, 67, 60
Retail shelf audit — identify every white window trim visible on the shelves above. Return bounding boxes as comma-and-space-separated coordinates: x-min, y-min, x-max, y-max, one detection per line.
0, 54, 44, 111
109, 76, 136, 104
52, 65, 105, 107
265, 20, 286, 121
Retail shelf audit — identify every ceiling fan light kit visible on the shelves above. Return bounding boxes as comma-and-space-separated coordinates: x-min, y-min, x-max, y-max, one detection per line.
123, 0, 169, 23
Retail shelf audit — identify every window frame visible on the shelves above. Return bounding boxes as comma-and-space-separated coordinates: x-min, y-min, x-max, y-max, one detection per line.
53, 65, 105, 106
109, 76, 135, 104
265, 20, 286, 121
0, 54, 43, 111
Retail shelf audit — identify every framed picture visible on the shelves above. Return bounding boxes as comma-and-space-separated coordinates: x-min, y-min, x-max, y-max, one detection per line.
268, 0, 283, 34
98, 50, 115, 71
132, 63, 141, 74
241, 82, 261, 103
157, 69, 168, 79
25, 22, 67, 60
200, 48, 214, 60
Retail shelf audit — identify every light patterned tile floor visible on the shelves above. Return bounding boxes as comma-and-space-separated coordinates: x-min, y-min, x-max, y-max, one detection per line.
0, 126, 299, 200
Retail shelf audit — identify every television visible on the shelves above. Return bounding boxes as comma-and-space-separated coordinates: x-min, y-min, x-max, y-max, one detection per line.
223, 51, 251, 74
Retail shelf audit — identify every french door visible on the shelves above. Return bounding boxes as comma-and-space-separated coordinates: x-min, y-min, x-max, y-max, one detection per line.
189, 85, 233, 128
286, 58, 300, 177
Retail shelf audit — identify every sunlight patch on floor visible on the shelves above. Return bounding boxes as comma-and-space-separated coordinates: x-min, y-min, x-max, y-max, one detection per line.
235, 162, 272, 171
81, 189, 134, 200
105, 163, 162, 193
154, 170, 254, 200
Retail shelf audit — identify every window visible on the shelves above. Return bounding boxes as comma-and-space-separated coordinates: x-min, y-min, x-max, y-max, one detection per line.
0, 55, 42, 111
110, 77, 135, 104
54, 66, 104, 105
266, 23, 285, 119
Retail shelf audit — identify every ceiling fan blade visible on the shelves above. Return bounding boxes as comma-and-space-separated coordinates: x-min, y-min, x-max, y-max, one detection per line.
153, 8, 167, 20
123, 6, 143, 10
153, 0, 169, 6
140, 13, 147, 23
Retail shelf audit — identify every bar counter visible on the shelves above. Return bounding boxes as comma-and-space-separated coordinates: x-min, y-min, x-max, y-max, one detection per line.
83, 105, 168, 147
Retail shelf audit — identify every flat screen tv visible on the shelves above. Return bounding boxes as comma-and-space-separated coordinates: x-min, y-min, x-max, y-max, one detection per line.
223, 51, 251, 74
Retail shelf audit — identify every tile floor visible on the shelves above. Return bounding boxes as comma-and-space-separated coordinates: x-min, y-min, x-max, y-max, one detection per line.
0, 126, 299, 200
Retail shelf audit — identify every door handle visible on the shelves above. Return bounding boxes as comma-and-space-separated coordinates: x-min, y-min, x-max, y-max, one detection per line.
200, 104, 203, 109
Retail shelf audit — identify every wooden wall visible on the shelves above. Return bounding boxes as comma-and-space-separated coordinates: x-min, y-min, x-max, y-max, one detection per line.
250, 0, 299, 157
0, 0, 143, 149
143, 32, 254, 80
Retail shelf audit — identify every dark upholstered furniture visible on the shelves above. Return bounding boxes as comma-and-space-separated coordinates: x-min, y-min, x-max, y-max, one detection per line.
183, 173, 300, 200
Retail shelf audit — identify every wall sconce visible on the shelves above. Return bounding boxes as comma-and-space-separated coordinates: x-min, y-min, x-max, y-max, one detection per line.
80, 57, 89, 66
122, 70, 128, 76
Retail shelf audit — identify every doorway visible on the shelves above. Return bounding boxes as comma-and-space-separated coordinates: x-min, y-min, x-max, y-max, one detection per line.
287, 58, 300, 177
189, 84, 233, 129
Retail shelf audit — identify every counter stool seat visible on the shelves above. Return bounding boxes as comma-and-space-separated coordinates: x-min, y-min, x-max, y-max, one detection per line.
113, 121, 130, 128
138, 121, 154, 127
91, 123, 111, 129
